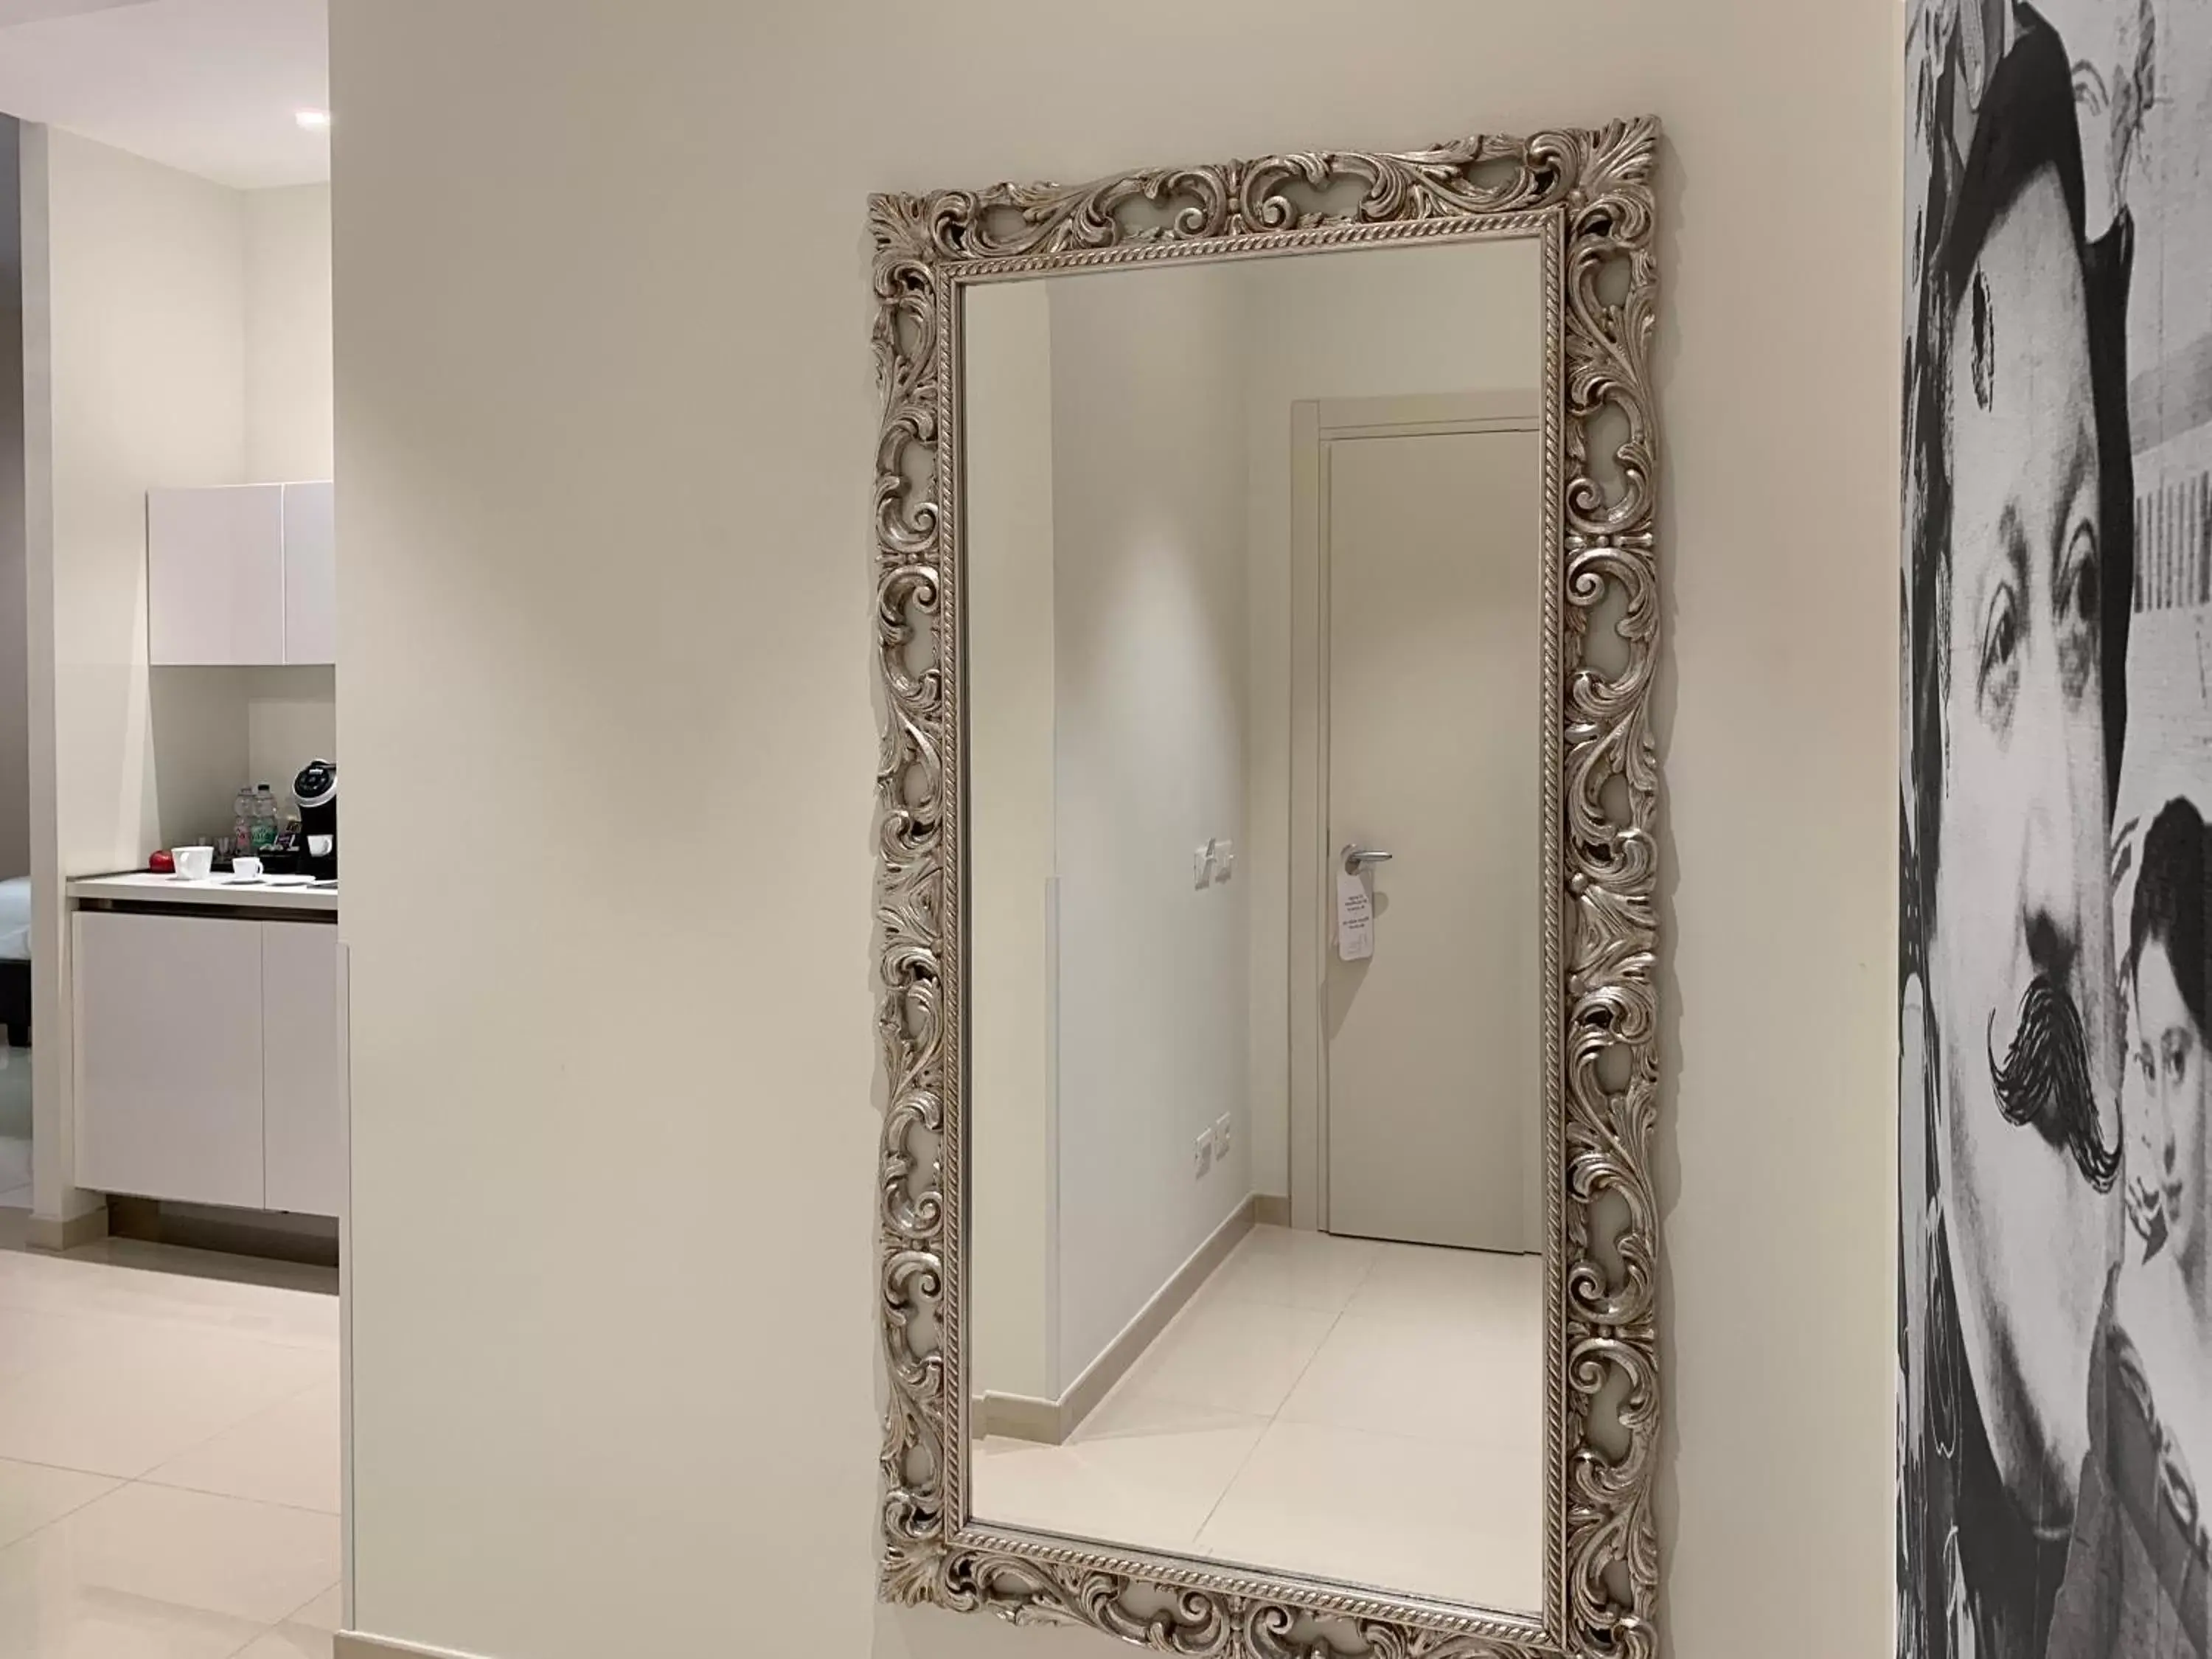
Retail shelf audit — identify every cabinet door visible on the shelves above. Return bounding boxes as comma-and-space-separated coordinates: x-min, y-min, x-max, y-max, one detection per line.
147, 485, 286, 665
74, 911, 265, 1208
262, 921, 344, 1216
281, 481, 336, 665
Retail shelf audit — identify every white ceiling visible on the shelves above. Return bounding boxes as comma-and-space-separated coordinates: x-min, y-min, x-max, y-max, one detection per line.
0, 0, 327, 189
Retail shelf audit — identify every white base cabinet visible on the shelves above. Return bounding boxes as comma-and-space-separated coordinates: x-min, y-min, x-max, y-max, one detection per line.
74, 911, 344, 1216
261, 921, 344, 1215
73, 912, 264, 1210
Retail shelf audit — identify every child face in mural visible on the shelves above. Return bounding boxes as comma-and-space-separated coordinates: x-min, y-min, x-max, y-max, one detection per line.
2129, 798, 2211, 1298
2120, 964, 2171, 1253
1932, 164, 2122, 1516
2135, 939, 2205, 1286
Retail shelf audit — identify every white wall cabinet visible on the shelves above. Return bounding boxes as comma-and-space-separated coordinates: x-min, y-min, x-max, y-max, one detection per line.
147, 481, 335, 666
73, 909, 344, 1215
147, 485, 285, 666
279, 480, 336, 666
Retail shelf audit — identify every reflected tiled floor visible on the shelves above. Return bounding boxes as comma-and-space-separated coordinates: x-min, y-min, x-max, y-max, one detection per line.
0, 1240, 340, 1657
973, 1224, 1543, 1611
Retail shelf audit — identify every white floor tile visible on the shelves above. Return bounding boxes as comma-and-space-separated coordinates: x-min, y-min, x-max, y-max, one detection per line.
976, 1227, 1551, 1611
1277, 1311, 1540, 1446
283, 1581, 342, 1632
0, 1253, 338, 1353
1072, 1389, 1265, 1444
1194, 1418, 1543, 1612
972, 1415, 1267, 1555
1113, 1295, 1335, 1419
233, 1624, 334, 1658
0, 1326, 330, 1479
1343, 1244, 1543, 1335
0, 1482, 341, 1628
0, 1460, 118, 1551
0, 1245, 345, 1658
143, 1382, 340, 1514
1198, 1227, 1380, 1315
0, 1582, 265, 1659
0, 1308, 139, 1388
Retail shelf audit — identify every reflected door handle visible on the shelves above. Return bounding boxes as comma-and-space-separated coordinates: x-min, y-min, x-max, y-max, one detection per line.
1342, 844, 1394, 874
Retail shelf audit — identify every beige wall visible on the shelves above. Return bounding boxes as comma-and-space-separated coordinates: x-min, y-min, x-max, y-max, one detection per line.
1046, 262, 1250, 1387
332, 3, 1900, 1658
243, 184, 335, 785
964, 279, 1058, 1402
246, 664, 336, 801
27, 126, 248, 867
244, 183, 334, 482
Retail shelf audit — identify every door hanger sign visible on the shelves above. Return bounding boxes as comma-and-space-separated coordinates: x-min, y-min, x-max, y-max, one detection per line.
1336, 868, 1373, 962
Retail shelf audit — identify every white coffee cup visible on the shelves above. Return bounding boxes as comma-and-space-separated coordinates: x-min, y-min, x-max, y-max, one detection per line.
172, 846, 215, 880
232, 856, 263, 879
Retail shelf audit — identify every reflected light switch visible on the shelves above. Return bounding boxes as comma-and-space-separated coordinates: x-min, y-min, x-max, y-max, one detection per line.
1194, 838, 1235, 888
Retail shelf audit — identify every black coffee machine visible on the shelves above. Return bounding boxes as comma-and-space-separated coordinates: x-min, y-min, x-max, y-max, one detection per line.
294, 759, 337, 879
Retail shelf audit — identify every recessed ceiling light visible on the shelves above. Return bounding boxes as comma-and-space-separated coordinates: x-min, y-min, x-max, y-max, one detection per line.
295, 109, 331, 131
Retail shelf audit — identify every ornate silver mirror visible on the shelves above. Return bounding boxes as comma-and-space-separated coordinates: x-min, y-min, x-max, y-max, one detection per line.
872, 120, 1661, 1659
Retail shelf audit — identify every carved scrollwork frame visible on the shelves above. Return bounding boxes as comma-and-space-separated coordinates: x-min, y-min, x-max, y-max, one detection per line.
872, 119, 1660, 1659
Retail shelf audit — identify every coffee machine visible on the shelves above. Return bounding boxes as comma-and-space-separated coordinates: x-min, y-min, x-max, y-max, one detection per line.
294, 759, 337, 879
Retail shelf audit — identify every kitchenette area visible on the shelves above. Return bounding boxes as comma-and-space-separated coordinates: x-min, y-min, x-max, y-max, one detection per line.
67, 865, 341, 1221
53, 476, 345, 1235
11, 150, 347, 1251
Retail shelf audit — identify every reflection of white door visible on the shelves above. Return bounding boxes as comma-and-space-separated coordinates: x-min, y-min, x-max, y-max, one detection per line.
1322, 424, 1539, 1252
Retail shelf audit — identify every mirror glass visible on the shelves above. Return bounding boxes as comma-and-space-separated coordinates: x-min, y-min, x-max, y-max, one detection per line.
964, 235, 1546, 1615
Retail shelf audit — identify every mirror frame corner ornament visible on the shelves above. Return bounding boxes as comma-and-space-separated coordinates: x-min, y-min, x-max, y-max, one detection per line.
869, 118, 1662, 1659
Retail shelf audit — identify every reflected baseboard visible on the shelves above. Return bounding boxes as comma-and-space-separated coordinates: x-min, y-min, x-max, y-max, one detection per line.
1253, 1193, 1290, 1228
975, 1194, 1259, 1446
974, 1390, 1061, 1442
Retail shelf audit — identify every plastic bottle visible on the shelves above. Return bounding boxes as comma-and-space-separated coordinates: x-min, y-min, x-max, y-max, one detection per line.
233, 788, 257, 858
251, 784, 279, 852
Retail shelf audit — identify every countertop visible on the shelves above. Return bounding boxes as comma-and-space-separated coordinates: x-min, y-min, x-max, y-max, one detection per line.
67, 872, 338, 915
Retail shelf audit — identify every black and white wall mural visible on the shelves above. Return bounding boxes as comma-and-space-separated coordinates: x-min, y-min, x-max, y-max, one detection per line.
1902, 0, 2212, 1652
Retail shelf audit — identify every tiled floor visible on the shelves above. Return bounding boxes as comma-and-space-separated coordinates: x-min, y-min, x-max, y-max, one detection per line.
973, 1224, 1543, 1612
0, 1235, 341, 1657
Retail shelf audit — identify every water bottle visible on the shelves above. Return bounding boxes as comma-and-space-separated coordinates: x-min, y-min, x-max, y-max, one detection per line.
233, 788, 257, 858
251, 784, 279, 852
